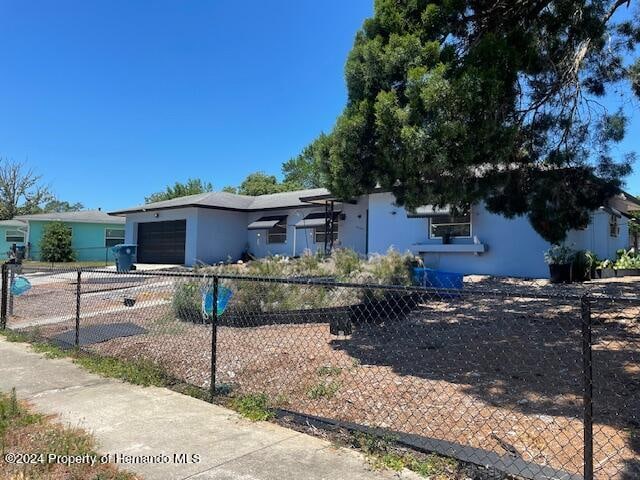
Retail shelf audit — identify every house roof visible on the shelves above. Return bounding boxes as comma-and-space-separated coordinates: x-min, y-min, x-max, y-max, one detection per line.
110, 188, 331, 215
0, 219, 27, 228
15, 210, 125, 225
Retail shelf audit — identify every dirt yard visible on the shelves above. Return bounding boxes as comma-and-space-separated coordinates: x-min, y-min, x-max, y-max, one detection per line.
6, 270, 640, 479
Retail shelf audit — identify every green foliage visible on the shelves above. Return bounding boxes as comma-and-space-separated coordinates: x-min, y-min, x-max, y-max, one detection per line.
366, 248, 416, 286
543, 244, 575, 265
614, 248, 640, 269
572, 250, 595, 281
351, 432, 458, 477
145, 178, 213, 203
231, 393, 275, 421
310, 0, 638, 243
74, 356, 170, 387
1, 388, 43, 450
236, 171, 300, 196
332, 248, 362, 278
307, 380, 340, 399
40, 221, 74, 262
282, 134, 329, 189
172, 282, 205, 322
41, 199, 84, 213
0, 159, 53, 220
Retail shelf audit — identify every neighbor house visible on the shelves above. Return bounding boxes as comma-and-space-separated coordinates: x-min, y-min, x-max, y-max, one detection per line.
15, 210, 126, 262
110, 188, 639, 278
0, 219, 28, 259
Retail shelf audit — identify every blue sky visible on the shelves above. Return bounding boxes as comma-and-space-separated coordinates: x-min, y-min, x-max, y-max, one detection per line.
0, 0, 638, 211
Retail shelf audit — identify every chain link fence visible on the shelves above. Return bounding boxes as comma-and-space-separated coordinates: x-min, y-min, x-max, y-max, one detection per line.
1, 264, 638, 479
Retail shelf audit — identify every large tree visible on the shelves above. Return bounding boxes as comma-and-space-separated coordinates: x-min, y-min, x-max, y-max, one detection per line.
0, 159, 52, 220
41, 199, 84, 213
235, 172, 300, 196
315, 0, 640, 243
145, 178, 213, 203
282, 135, 329, 189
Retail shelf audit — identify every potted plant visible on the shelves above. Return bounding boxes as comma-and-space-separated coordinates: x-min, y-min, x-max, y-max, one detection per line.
572, 250, 594, 282
596, 259, 616, 279
613, 248, 640, 277
544, 244, 575, 283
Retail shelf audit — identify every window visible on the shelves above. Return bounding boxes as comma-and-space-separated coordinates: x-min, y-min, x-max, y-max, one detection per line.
315, 221, 339, 244
609, 215, 619, 237
5, 230, 24, 243
429, 213, 471, 239
267, 219, 287, 244
105, 228, 125, 247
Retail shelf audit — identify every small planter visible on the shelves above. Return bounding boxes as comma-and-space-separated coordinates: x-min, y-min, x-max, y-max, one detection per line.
596, 268, 616, 279
614, 268, 640, 277
549, 263, 572, 283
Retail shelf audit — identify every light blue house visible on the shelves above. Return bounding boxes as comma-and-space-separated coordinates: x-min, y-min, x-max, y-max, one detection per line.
111, 188, 639, 278
15, 211, 125, 262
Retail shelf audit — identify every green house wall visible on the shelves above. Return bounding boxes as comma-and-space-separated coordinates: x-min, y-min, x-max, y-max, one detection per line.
28, 221, 124, 262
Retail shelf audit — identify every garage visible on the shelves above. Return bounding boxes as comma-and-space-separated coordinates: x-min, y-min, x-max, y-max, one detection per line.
137, 220, 186, 264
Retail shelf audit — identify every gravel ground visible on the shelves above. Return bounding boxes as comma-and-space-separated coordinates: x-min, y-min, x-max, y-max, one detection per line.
6, 272, 640, 479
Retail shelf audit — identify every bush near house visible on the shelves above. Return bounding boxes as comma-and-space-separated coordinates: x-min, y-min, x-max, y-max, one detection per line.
40, 221, 75, 262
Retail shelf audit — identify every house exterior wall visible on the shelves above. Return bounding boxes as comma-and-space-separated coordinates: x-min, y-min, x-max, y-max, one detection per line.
28, 220, 124, 262
246, 207, 323, 258
123, 208, 199, 265
0, 226, 26, 259
366, 192, 626, 278
245, 199, 369, 259
565, 210, 629, 261
196, 209, 248, 264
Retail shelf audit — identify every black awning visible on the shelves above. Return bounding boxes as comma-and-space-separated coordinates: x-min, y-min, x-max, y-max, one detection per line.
294, 211, 341, 229
247, 215, 287, 230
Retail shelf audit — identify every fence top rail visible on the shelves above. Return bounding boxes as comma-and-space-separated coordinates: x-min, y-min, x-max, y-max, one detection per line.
12, 263, 640, 305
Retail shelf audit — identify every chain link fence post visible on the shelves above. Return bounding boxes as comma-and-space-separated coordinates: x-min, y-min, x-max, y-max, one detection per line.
210, 275, 219, 401
75, 269, 82, 349
581, 293, 593, 480
0, 263, 7, 329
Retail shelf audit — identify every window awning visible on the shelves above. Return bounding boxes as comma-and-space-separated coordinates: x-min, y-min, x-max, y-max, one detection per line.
407, 205, 451, 218
294, 211, 341, 229
247, 215, 287, 230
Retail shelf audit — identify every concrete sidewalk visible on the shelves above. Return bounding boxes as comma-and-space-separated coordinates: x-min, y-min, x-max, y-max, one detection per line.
0, 338, 417, 480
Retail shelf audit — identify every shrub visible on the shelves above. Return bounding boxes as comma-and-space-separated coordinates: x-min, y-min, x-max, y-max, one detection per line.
614, 248, 640, 269
543, 244, 575, 265
572, 250, 595, 281
40, 221, 75, 262
232, 393, 274, 421
172, 282, 204, 322
366, 248, 417, 286
333, 248, 362, 279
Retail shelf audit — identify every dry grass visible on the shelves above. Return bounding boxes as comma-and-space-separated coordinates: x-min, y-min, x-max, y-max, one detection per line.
0, 388, 138, 480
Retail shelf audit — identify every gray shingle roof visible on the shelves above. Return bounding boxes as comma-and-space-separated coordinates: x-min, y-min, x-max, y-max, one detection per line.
110, 188, 331, 215
0, 219, 27, 228
15, 210, 125, 224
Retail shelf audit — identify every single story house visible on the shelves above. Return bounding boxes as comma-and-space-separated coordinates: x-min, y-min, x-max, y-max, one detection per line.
110, 188, 640, 278
14, 210, 125, 262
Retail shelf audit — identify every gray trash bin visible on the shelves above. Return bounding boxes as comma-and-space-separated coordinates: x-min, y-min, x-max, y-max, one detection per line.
112, 244, 137, 272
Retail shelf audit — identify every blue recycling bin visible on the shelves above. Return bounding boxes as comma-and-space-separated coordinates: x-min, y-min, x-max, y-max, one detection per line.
112, 244, 137, 272
412, 267, 463, 293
